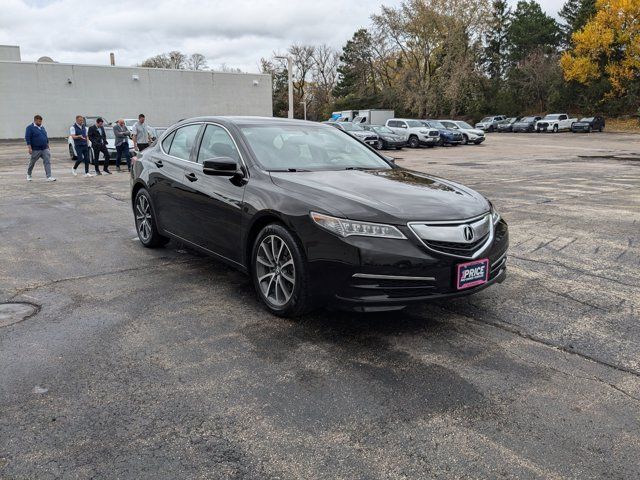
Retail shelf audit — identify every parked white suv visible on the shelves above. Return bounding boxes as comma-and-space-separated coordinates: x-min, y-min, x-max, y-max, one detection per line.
440, 120, 486, 145
385, 119, 440, 148
535, 114, 578, 133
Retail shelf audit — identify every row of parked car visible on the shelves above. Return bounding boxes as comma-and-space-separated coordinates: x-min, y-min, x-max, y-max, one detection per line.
323, 118, 486, 150
476, 114, 606, 133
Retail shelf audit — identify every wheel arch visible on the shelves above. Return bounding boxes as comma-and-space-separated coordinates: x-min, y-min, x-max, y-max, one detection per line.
244, 211, 303, 271
131, 180, 149, 208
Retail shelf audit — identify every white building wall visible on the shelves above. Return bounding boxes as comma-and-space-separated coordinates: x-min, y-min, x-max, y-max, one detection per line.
0, 45, 21, 61
0, 61, 272, 139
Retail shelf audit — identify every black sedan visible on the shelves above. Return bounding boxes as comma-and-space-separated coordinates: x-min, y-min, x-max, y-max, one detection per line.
362, 125, 408, 149
571, 116, 605, 133
131, 117, 508, 316
323, 121, 380, 148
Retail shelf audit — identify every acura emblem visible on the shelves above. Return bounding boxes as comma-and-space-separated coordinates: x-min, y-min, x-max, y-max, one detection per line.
463, 225, 474, 242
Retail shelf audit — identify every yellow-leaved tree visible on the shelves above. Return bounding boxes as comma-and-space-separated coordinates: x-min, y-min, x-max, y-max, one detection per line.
561, 0, 640, 96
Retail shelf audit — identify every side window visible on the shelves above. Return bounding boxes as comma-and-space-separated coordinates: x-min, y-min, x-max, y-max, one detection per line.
560, 115, 567, 120
387, 121, 396, 128
167, 124, 201, 161
398, 121, 407, 128
197, 124, 241, 163
161, 131, 176, 152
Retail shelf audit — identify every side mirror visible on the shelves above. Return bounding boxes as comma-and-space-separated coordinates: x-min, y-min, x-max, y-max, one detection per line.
400, 124, 407, 129
202, 157, 240, 176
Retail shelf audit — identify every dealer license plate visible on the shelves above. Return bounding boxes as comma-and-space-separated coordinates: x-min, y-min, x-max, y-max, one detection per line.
456, 258, 489, 290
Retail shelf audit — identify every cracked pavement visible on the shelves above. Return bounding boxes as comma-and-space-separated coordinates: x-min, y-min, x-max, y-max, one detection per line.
1, 132, 639, 479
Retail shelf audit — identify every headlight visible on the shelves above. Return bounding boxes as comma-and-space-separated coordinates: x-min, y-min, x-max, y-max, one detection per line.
310, 212, 406, 239
419, 130, 430, 134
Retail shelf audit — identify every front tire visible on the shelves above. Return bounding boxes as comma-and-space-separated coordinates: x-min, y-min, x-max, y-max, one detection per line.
553, 125, 559, 133
462, 134, 469, 145
408, 136, 420, 148
374, 139, 384, 150
252, 224, 312, 317
134, 188, 169, 248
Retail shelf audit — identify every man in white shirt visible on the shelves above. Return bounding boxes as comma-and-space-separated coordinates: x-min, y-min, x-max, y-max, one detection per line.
131, 114, 154, 152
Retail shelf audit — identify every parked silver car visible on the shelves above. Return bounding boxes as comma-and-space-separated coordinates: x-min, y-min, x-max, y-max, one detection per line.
475, 115, 506, 132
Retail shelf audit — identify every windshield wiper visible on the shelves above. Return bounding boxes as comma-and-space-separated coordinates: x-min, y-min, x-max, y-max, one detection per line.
268, 168, 311, 172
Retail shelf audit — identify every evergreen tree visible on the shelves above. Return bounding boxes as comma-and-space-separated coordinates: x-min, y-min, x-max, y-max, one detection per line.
559, 0, 597, 44
483, 0, 512, 81
333, 29, 378, 105
506, 1, 562, 64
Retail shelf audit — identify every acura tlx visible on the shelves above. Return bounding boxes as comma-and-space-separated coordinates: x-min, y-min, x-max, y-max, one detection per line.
130, 117, 508, 317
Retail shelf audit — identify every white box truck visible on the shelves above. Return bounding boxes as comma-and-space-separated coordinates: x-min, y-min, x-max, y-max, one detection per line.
353, 109, 395, 125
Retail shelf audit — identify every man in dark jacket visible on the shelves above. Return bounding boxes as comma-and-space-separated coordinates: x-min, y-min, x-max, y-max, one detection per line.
25, 114, 56, 182
88, 118, 111, 175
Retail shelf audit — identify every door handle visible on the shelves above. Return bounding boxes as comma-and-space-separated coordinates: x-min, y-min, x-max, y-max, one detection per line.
185, 172, 198, 182
154, 160, 163, 167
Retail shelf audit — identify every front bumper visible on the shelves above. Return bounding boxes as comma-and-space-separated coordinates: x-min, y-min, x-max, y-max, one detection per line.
301, 218, 509, 311
383, 139, 408, 148
512, 125, 533, 132
419, 135, 439, 145
571, 125, 591, 132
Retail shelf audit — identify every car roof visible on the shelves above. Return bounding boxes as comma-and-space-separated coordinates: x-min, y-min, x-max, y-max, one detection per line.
174, 116, 317, 128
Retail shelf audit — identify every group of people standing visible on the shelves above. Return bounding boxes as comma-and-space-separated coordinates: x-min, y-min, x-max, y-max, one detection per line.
24, 113, 155, 181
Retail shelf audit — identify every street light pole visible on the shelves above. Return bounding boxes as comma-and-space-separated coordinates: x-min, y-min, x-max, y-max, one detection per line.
275, 55, 294, 119
301, 99, 307, 121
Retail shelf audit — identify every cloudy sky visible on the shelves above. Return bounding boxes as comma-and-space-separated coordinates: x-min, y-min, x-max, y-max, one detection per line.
1, 0, 562, 73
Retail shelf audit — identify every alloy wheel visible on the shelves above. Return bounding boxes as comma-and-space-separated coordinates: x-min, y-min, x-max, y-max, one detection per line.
135, 194, 153, 242
255, 235, 296, 307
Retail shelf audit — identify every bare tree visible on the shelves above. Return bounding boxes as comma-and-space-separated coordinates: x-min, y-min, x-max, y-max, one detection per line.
167, 51, 187, 69
140, 54, 171, 69
188, 53, 208, 71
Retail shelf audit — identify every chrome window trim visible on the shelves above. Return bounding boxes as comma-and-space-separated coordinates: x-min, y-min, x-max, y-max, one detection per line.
352, 273, 436, 281
407, 212, 495, 260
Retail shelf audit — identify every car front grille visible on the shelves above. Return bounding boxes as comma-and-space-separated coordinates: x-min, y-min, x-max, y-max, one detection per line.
428, 131, 440, 137
425, 233, 490, 256
538, 122, 549, 129
409, 214, 494, 259
364, 136, 377, 141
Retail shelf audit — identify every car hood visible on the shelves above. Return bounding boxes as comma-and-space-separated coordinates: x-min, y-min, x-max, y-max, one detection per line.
513, 121, 534, 126
269, 168, 490, 223
462, 128, 484, 135
573, 122, 590, 126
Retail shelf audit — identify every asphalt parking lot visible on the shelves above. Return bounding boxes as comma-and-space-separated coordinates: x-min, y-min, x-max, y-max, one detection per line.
1, 132, 639, 478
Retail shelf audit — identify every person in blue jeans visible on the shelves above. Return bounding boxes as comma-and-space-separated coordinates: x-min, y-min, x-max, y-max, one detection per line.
70, 115, 93, 177
113, 119, 132, 172
25, 114, 56, 182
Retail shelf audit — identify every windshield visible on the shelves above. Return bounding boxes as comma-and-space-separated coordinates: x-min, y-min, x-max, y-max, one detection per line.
581, 117, 594, 122
480, 117, 491, 122
372, 126, 394, 135
544, 114, 560, 120
507, 117, 517, 122
406, 120, 423, 128
240, 124, 392, 172
521, 117, 536, 122
455, 121, 473, 129
338, 122, 363, 132
105, 128, 115, 139
426, 120, 445, 129
125, 120, 136, 127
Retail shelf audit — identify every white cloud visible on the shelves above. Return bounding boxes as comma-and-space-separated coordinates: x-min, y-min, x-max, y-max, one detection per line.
0, 0, 562, 72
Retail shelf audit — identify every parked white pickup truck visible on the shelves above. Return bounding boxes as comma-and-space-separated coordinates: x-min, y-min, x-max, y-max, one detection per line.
535, 114, 578, 133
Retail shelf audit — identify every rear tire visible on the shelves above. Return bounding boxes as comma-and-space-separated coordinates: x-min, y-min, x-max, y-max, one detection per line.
134, 188, 169, 248
252, 224, 312, 317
